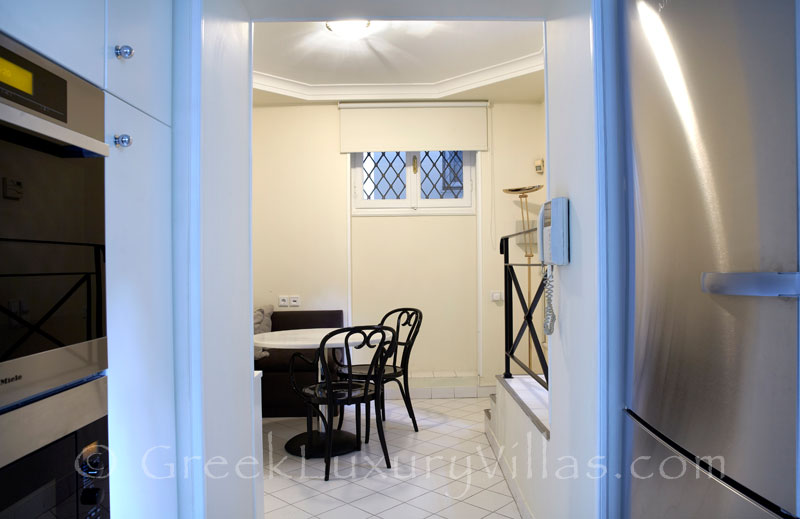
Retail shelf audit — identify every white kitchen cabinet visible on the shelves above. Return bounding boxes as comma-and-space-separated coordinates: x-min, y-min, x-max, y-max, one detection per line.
107, 0, 172, 125
104, 93, 178, 517
0, 0, 105, 86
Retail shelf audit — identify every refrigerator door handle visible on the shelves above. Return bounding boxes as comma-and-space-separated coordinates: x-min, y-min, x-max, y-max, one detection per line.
701, 272, 800, 297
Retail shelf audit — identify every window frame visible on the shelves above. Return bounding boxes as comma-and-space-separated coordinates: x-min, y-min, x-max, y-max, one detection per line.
350, 150, 476, 216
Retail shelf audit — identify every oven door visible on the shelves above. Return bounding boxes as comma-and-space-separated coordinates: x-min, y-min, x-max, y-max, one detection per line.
0, 376, 109, 518
0, 32, 110, 409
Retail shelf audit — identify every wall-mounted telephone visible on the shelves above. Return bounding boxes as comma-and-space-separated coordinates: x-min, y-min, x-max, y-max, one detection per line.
538, 197, 570, 335
538, 197, 570, 266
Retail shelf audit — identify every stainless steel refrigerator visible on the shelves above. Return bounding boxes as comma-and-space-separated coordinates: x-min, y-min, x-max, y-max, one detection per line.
625, 0, 799, 517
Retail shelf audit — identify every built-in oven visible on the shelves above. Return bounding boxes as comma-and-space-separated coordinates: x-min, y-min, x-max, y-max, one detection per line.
0, 32, 109, 410
0, 32, 111, 517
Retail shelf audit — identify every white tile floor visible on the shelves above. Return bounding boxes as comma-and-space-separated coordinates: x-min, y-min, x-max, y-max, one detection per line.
262, 397, 521, 519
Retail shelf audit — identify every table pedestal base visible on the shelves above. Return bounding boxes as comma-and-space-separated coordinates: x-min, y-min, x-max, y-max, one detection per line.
285, 430, 358, 458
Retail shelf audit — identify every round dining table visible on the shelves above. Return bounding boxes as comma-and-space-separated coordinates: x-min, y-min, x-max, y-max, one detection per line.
254, 328, 358, 458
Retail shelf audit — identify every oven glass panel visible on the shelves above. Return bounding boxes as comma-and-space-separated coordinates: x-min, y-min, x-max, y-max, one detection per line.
0, 416, 109, 518
0, 131, 105, 362
0, 435, 76, 518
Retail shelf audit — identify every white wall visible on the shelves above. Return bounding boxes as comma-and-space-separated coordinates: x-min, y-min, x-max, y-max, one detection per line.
172, 1, 204, 514
533, 0, 601, 516
252, 103, 545, 376
244, 1, 552, 21
199, 1, 256, 516
173, 0, 256, 517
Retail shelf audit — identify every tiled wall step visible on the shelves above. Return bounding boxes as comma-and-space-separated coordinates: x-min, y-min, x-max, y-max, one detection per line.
409, 375, 478, 388
382, 375, 495, 400
484, 407, 494, 438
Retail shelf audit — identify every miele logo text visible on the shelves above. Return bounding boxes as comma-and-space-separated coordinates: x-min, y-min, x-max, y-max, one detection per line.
0, 375, 22, 385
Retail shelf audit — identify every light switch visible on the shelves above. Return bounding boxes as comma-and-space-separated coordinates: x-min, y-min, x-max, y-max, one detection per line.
490, 291, 503, 302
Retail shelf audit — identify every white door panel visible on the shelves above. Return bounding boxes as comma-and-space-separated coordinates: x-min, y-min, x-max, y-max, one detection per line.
104, 93, 178, 517
107, 0, 172, 124
0, 0, 104, 86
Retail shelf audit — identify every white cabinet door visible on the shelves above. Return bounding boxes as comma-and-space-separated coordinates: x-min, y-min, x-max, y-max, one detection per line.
104, 93, 178, 517
107, 0, 172, 125
0, 0, 104, 86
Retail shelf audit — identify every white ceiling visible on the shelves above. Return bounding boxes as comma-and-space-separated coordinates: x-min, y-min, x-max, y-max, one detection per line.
252, 21, 545, 103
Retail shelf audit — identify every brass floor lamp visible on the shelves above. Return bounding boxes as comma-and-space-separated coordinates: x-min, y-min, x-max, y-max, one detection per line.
503, 185, 544, 370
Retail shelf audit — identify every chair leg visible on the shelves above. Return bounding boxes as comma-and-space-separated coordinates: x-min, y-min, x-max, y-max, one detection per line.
381, 387, 386, 421
365, 400, 371, 444
305, 405, 314, 458
337, 404, 345, 430
398, 375, 419, 432
374, 395, 391, 469
355, 403, 362, 450
324, 405, 334, 481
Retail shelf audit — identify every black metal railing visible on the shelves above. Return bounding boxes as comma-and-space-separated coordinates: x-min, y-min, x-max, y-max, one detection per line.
0, 238, 105, 361
500, 228, 548, 390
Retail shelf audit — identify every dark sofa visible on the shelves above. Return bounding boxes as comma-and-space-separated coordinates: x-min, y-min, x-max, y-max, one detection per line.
255, 309, 343, 417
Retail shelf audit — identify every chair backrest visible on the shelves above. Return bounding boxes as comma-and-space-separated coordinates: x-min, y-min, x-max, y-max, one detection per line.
379, 308, 422, 370
319, 325, 397, 403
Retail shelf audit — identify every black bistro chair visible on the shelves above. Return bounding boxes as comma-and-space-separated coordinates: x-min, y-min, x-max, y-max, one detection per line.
289, 325, 396, 480
337, 308, 422, 432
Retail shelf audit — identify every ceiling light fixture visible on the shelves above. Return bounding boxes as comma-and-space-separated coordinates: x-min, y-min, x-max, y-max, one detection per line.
324, 20, 372, 39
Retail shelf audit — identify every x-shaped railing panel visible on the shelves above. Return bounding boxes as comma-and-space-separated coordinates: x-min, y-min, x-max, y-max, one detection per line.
500, 230, 549, 391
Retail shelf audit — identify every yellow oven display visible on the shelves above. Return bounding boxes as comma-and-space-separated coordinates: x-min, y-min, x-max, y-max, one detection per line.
0, 56, 33, 95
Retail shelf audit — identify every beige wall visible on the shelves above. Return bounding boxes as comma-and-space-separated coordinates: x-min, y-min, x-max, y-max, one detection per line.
351, 216, 477, 372
480, 103, 548, 382
252, 105, 349, 314
252, 101, 546, 377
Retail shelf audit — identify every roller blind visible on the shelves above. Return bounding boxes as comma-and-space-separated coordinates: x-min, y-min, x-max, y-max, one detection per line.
339, 102, 489, 153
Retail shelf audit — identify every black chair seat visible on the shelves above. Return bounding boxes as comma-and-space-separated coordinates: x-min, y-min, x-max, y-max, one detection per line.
341, 364, 403, 380
301, 380, 375, 403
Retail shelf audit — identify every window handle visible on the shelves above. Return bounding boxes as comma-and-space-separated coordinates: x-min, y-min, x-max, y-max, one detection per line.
412, 155, 418, 174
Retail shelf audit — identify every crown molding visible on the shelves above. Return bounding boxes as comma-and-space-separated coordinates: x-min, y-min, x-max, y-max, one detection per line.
252, 48, 544, 101
338, 101, 489, 109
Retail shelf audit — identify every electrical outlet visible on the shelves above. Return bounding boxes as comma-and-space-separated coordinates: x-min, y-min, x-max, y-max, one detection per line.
289, 296, 300, 307
278, 295, 289, 307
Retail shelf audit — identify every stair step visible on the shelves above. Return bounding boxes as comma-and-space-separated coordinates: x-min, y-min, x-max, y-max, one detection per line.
484, 408, 491, 420
489, 393, 496, 404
